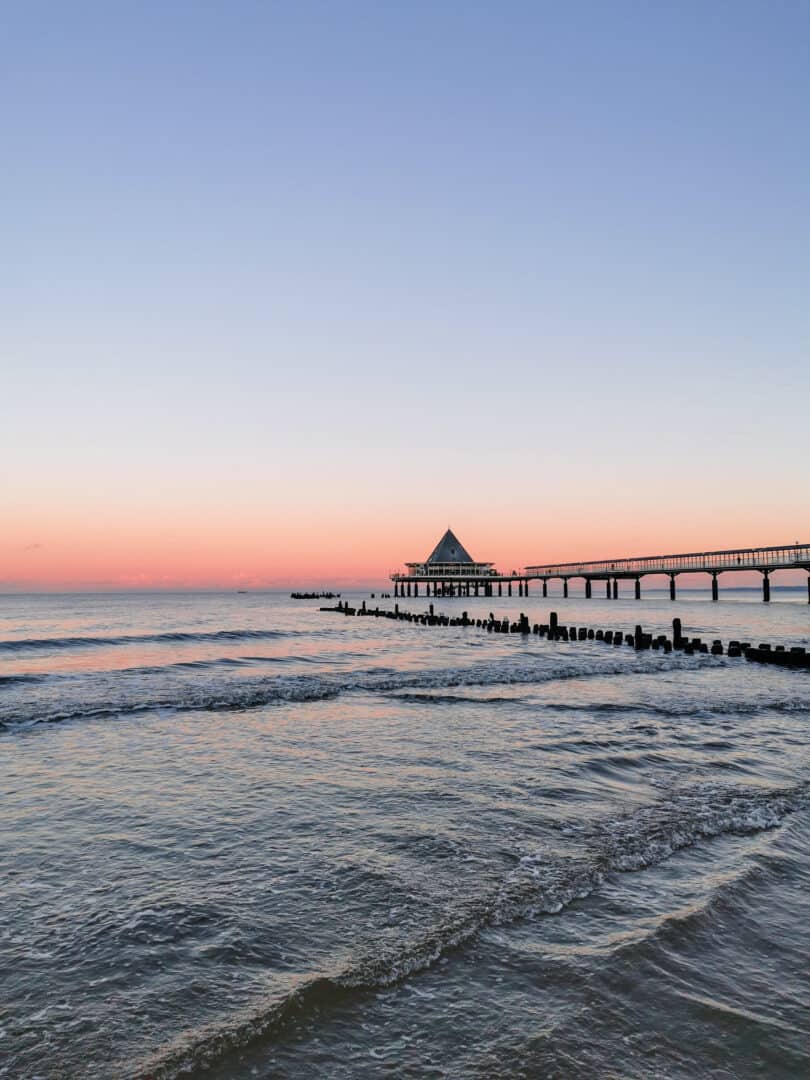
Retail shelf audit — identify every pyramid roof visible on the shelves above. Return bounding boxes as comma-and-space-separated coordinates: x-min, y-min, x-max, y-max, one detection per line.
426, 528, 474, 565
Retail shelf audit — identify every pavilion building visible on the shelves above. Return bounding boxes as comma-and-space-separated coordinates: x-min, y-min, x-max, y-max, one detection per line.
391, 528, 506, 597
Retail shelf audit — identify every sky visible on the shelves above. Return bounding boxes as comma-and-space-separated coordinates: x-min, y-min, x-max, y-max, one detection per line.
2, 1, 809, 589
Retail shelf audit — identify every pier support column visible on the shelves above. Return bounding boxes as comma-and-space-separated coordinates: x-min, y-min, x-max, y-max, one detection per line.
474, 583, 479, 597
669, 574, 676, 601
407, 583, 412, 597
414, 584, 419, 597
585, 579, 592, 599
543, 580, 548, 598
711, 572, 718, 602
524, 580, 529, 596
498, 582, 502, 596
508, 582, 512, 596
394, 583, 399, 597
612, 578, 618, 600
606, 580, 611, 599
634, 577, 641, 601
807, 576, 810, 604
563, 579, 568, 598
762, 571, 770, 603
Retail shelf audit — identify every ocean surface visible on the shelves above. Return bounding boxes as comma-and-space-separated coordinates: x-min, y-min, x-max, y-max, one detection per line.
2, 588, 809, 1079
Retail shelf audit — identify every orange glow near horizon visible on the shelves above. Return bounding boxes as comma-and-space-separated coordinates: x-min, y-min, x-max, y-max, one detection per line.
3, 501, 808, 590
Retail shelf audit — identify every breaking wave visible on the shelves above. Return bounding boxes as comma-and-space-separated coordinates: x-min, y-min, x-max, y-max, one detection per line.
0, 627, 308, 653
0, 653, 692, 730
129, 781, 807, 1080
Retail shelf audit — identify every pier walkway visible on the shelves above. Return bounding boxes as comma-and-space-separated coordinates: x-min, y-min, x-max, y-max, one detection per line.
525, 543, 810, 602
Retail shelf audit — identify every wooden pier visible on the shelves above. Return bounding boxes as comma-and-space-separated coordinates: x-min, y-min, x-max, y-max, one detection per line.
392, 538, 810, 603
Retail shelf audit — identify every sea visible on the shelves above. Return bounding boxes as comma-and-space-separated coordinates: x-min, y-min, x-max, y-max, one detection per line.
1, 587, 809, 1080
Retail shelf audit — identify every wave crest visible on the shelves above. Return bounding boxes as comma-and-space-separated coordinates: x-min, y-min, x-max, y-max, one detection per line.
128, 781, 807, 1080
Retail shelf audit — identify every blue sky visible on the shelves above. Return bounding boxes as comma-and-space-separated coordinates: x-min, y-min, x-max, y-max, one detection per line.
2, 1, 809, 584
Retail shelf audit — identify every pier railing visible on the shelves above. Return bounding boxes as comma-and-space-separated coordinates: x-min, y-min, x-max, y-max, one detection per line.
525, 543, 810, 579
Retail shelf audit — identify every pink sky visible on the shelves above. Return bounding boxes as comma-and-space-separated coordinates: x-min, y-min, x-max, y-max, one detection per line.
3, 1, 809, 593
3, 500, 807, 590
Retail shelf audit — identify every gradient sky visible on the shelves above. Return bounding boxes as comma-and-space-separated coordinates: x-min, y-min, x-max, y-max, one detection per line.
3, 1, 809, 588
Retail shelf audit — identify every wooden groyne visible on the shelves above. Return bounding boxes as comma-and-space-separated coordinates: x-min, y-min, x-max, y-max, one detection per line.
293, 591, 340, 600
319, 603, 810, 670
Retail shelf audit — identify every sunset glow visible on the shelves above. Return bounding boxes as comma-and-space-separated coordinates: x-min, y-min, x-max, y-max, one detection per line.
3, 3, 808, 591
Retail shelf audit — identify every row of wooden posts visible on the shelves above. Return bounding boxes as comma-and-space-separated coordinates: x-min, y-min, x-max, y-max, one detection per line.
393, 580, 533, 598
392, 572, 802, 602
320, 602, 810, 670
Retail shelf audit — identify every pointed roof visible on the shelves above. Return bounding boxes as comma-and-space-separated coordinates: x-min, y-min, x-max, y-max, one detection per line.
426, 528, 474, 565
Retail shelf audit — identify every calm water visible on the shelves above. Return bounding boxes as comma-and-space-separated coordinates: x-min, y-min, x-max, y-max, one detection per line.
2, 588, 809, 1079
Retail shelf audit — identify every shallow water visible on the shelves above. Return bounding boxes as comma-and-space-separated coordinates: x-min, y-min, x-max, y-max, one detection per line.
1, 588, 809, 1078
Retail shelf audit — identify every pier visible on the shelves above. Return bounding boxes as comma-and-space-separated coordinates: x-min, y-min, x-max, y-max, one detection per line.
392, 534, 810, 602
524, 543, 810, 603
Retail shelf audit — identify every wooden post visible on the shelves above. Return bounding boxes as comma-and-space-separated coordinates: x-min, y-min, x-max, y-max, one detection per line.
563, 579, 568, 598
543, 579, 548, 597
498, 582, 502, 596
414, 583, 419, 597
634, 577, 641, 600
711, 572, 718, 602
606, 579, 611, 599
524, 580, 529, 596
669, 574, 676, 601
585, 579, 592, 599
508, 581, 512, 596
612, 578, 618, 600
763, 570, 770, 602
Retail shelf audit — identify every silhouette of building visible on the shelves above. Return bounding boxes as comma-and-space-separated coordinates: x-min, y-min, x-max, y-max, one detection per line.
404, 527, 495, 579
